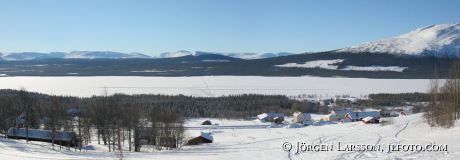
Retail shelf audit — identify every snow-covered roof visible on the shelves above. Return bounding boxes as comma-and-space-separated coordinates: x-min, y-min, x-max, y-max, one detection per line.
346, 111, 380, 120
257, 113, 269, 120
362, 116, 375, 122
258, 113, 284, 120
200, 132, 213, 141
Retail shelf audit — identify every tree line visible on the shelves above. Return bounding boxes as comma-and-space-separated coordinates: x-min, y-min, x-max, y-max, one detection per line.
427, 60, 460, 128
0, 89, 325, 152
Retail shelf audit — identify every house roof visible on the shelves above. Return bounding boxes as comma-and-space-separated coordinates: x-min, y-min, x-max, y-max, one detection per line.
257, 113, 269, 120
362, 116, 375, 122
200, 132, 213, 141
346, 111, 380, 120
258, 113, 285, 120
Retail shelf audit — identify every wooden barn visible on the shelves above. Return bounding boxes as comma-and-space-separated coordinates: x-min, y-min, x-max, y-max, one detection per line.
7, 128, 78, 146
186, 132, 213, 145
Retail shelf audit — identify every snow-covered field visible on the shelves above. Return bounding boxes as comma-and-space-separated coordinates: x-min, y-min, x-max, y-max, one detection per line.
0, 76, 432, 97
0, 114, 459, 160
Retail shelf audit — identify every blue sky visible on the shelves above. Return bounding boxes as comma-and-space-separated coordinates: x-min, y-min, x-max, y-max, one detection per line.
0, 0, 459, 55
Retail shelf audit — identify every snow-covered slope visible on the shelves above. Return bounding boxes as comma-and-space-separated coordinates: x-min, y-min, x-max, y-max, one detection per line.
1, 51, 151, 61
338, 23, 460, 57
1, 114, 459, 160
223, 52, 294, 59
154, 50, 194, 58
1, 52, 66, 61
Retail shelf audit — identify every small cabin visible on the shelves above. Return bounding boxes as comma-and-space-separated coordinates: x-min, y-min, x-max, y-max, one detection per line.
201, 120, 212, 125
7, 128, 78, 146
186, 132, 213, 145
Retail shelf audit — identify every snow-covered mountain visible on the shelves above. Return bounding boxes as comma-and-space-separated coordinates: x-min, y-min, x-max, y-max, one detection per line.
337, 23, 460, 57
64, 51, 150, 59
1, 50, 293, 61
153, 50, 294, 59
1, 51, 151, 61
224, 52, 294, 59
154, 50, 194, 58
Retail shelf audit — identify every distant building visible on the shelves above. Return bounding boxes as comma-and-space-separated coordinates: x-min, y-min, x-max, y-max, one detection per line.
399, 111, 407, 116
380, 109, 392, 117
380, 106, 413, 117
329, 109, 353, 121
292, 112, 312, 125
186, 132, 213, 145
362, 116, 380, 124
257, 113, 285, 123
201, 120, 212, 125
7, 128, 78, 146
344, 111, 380, 122
273, 117, 284, 124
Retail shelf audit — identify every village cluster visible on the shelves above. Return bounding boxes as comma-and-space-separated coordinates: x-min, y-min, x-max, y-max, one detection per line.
189, 106, 411, 146
256, 107, 408, 127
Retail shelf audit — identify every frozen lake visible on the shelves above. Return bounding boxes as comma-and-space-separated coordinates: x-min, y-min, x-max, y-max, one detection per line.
0, 76, 433, 97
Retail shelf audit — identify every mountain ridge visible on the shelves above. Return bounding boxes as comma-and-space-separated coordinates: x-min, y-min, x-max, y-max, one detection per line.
0, 50, 294, 61
337, 23, 460, 57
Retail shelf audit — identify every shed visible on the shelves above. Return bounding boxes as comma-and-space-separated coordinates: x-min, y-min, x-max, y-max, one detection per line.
257, 113, 270, 122
186, 132, 213, 145
201, 120, 212, 125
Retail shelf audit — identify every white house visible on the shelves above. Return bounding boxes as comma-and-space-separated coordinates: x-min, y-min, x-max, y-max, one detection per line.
292, 112, 312, 125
